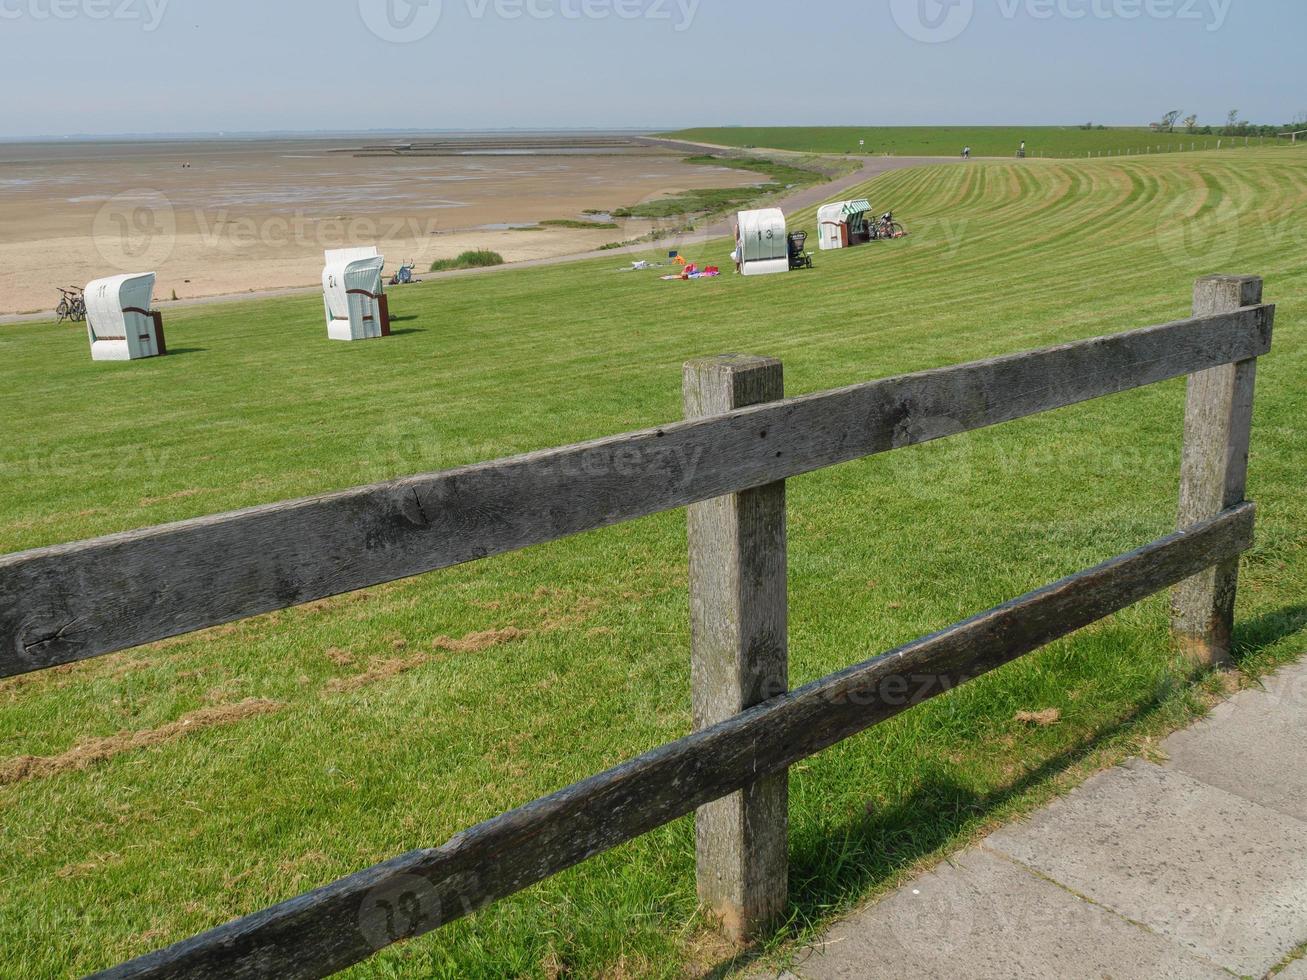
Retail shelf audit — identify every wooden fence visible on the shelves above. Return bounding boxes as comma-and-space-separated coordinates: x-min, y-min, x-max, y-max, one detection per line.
0, 276, 1273, 979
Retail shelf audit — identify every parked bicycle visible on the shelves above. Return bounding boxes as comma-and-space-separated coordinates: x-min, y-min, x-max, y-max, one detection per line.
55, 286, 87, 324
873, 211, 907, 241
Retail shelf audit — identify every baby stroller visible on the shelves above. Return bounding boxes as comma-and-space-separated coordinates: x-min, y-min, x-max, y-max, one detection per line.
389, 261, 419, 286
787, 231, 813, 270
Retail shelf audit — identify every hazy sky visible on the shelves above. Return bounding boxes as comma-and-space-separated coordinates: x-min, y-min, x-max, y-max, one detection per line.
2, 0, 1304, 137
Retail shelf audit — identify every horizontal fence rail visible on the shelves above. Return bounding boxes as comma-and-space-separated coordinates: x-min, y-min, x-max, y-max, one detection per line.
0, 304, 1273, 678
97, 504, 1257, 980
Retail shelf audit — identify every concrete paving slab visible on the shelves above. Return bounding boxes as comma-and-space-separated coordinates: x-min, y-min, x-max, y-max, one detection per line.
986, 759, 1307, 977
1278, 957, 1307, 980
768, 849, 1227, 980
1161, 663, 1307, 822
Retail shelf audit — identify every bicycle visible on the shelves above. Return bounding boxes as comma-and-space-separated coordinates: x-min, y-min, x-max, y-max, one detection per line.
872, 212, 907, 241
55, 286, 86, 324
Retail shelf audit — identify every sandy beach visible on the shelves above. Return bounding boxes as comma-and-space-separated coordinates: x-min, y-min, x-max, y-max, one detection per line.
0, 136, 759, 315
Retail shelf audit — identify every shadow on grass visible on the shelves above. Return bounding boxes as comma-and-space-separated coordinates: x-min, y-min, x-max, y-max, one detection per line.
161, 347, 207, 355
697, 656, 1262, 980
387, 327, 426, 336
1233, 604, 1307, 666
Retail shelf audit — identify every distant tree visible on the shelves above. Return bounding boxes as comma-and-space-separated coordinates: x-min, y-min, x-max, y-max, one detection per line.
1225, 109, 1242, 135
1294, 110, 1307, 129
1160, 110, 1182, 133
1183, 114, 1198, 133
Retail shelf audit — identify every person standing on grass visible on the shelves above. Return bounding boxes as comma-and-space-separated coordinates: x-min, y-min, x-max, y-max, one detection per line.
732, 221, 742, 274
963, 146, 971, 159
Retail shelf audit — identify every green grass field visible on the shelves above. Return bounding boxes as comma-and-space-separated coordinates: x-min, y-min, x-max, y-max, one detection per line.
2, 150, 1305, 978
662, 126, 1303, 159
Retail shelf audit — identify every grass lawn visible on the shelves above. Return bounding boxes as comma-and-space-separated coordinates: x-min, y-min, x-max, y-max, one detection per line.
661, 125, 1305, 159
1, 150, 1305, 978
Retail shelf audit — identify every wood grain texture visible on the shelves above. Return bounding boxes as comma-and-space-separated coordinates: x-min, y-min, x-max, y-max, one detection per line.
1172, 277, 1263, 666
1, 306, 1273, 679
684, 355, 788, 942
94, 504, 1256, 980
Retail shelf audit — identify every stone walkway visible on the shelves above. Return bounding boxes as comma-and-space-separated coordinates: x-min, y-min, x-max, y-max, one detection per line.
762, 662, 1307, 980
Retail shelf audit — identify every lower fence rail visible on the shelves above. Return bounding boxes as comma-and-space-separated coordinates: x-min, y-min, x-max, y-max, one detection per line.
96, 503, 1257, 980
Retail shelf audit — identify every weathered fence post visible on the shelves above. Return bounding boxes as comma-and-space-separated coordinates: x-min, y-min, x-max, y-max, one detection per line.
683, 354, 788, 943
1172, 275, 1262, 667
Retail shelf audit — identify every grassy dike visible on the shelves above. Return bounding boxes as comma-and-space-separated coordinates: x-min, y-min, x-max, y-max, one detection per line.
663, 125, 1307, 159
1, 151, 1305, 978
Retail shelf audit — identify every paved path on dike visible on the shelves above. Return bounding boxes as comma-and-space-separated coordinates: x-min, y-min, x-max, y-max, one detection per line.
757, 660, 1307, 980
